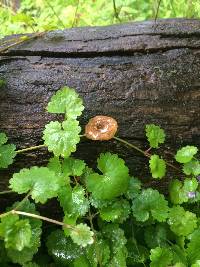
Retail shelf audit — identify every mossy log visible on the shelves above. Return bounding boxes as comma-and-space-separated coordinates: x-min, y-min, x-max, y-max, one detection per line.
0, 19, 200, 210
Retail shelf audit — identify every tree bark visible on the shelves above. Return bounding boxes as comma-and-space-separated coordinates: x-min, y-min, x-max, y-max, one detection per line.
0, 19, 199, 200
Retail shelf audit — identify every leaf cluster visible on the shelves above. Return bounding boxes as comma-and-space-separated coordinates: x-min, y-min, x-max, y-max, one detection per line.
0, 86, 199, 266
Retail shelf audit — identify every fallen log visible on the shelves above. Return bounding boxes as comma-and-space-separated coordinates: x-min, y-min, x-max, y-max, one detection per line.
0, 19, 199, 202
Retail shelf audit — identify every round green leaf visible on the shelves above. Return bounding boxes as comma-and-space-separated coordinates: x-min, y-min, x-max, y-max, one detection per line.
43, 120, 81, 158
86, 153, 130, 200
47, 86, 84, 119
175, 146, 198, 163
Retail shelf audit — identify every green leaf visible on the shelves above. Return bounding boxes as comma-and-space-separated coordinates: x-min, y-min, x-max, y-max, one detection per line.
192, 260, 200, 267
186, 229, 200, 264
43, 120, 81, 158
145, 124, 166, 148
47, 86, 84, 119
100, 199, 130, 223
149, 154, 166, 179
168, 206, 197, 236
144, 224, 168, 248
46, 229, 85, 265
171, 244, 187, 266
132, 188, 169, 222
102, 224, 127, 267
63, 157, 86, 176
175, 146, 198, 163
0, 214, 31, 251
150, 247, 173, 267
0, 133, 16, 168
63, 214, 77, 236
58, 184, 89, 217
9, 167, 61, 203
70, 223, 94, 247
86, 152, 130, 200
126, 238, 149, 265
86, 238, 110, 267
6, 200, 42, 265
0, 133, 7, 145
183, 160, 200, 176
125, 177, 142, 199
0, 79, 6, 88
12, 13, 34, 24
169, 178, 198, 204
72, 256, 90, 267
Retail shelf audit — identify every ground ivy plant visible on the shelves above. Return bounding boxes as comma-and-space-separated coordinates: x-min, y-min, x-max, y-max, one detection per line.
0, 86, 199, 267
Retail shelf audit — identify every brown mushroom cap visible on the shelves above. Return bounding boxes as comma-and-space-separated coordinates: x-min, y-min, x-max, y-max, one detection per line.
85, 115, 118, 141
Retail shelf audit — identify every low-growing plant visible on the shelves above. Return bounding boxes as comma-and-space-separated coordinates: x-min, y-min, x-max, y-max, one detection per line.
0, 86, 199, 267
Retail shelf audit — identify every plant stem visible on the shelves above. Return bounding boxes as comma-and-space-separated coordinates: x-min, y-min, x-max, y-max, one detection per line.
113, 136, 180, 172
113, 136, 147, 155
86, 191, 102, 267
16, 144, 46, 154
12, 210, 73, 229
0, 190, 13, 195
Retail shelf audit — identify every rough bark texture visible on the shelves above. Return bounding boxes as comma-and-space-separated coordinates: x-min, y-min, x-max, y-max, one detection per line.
0, 19, 200, 208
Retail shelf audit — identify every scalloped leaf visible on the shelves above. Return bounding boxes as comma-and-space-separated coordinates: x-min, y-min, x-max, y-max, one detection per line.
169, 178, 198, 204
70, 223, 94, 247
6, 200, 42, 265
86, 153, 130, 200
47, 86, 84, 119
150, 247, 173, 267
0, 214, 31, 251
145, 124, 165, 148
9, 167, 62, 203
175, 146, 198, 163
46, 229, 85, 265
132, 188, 169, 222
149, 154, 166, 179
100, 199, 130, 223
43, 120, 81, 158
183, 160, 200, 176
168, 206, 197, 236
0, 132, 16, 169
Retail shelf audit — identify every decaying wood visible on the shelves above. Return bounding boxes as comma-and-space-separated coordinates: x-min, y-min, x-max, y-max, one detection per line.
0, 19, 199, 202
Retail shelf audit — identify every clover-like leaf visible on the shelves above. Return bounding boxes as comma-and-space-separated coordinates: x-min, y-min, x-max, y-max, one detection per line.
47, 86, 84, 119
86, 152, 130, 200
0, 132, 16, 169
175, 146, 198, 163
132, 188, 169, 222
43, 120, 81, 158
150, 247, 173, 267
70, 223, 94, 247
183, 160, 200, 176
0, 214, 32, 251
145, 124, 165, 148
9, 167, 62, 203
149, 154, 166, 179
168, 206, 197, 236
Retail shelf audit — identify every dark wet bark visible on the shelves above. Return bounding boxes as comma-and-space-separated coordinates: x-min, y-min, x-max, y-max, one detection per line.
0, 19, 199, 209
